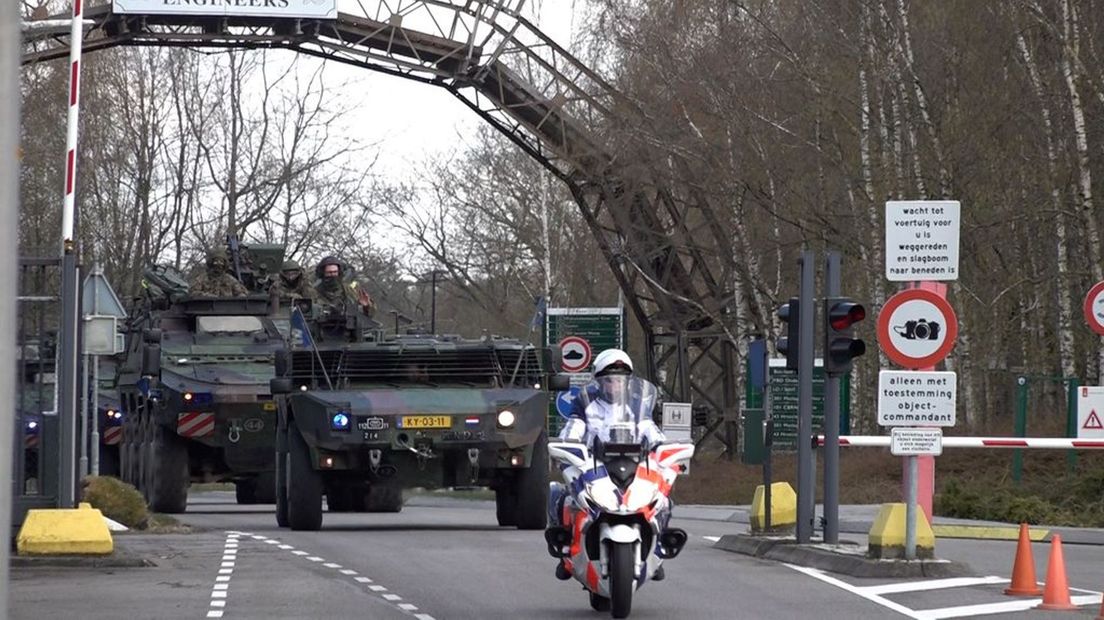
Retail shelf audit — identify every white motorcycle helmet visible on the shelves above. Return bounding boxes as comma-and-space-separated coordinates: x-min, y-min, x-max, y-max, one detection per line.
593, 349, 633, 407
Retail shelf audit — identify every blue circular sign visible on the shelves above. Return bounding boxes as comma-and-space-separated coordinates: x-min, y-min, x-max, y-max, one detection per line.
556, 386, 581, 419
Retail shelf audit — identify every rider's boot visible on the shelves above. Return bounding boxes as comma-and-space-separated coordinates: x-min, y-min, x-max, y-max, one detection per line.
652, 565, 665, 581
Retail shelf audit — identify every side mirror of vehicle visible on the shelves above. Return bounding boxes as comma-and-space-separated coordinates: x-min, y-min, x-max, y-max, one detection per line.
143, 328, 163, 344
542, 345, 563, 373
274, 350, 289, 377
269, 377, 294, 395
141, 346, 161, 376
548, 373, 571, 392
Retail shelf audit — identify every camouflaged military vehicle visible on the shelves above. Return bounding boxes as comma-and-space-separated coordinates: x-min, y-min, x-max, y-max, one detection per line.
116, 239, 289, 513
270, 307, 567, 531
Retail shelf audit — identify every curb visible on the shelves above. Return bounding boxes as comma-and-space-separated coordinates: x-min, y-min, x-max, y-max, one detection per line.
714, 534, 974, 578
11, 552, 154, 568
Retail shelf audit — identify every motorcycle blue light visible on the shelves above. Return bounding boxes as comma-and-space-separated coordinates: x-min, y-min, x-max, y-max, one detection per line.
331, 412, 351, 431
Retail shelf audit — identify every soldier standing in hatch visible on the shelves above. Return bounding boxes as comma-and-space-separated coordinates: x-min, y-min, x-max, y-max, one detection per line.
270, 260, 316, 301
190, 250, 248, 296
315, 256, 375, 317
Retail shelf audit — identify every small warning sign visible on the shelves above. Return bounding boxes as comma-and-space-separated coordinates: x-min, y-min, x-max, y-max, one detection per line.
1084, 410, 1103, 430
1077, 387, 1104, 439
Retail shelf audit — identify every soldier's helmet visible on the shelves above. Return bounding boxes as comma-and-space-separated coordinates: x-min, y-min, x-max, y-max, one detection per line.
281, 260, 302, 282
206, 249, 230, 271
315, 256, 344, 280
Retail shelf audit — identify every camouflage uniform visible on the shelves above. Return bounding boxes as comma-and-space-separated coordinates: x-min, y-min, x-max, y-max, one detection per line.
315, 256, 375, 318
190, 251, 248, 297
270, 260, 316, 301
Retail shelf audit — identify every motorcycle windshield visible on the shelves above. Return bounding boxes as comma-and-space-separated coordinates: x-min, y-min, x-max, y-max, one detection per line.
577, 375, 658, 446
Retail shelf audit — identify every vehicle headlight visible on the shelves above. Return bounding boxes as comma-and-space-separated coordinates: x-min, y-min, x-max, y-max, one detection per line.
497, 410, 516, 428
330, 412, 351, 431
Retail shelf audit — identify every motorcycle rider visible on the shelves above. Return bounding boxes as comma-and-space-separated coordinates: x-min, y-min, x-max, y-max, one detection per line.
548, 348, 668, 580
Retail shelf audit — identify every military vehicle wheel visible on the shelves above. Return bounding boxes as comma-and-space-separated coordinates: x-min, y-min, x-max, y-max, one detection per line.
514, 432, 549, 530
364, 485, 403, 513
286, 419, 323, 531
275, 434, 289, 527
120, 422, 134, 484
98, 445, 120, 478
252, 471, 277, 504
495, 487, 518, 526
235, 479, 258, 504
148, 423, 189, 514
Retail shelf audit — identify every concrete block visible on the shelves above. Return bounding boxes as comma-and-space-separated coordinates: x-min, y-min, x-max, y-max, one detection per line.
750, 482, 796, 533
868, 502, 934, 559
17, 502, 114, 556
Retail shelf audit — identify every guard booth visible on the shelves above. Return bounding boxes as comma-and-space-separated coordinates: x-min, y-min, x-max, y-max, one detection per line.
13, 258, 64, 529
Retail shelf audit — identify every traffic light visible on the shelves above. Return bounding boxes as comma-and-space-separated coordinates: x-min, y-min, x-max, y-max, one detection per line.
824, 297, 866, 375
776, 297, 800, 370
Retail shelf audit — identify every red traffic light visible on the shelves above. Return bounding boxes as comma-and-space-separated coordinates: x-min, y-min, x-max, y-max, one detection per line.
828, 302, 865, 330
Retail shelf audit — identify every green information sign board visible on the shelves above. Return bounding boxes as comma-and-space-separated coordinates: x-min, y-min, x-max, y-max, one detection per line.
543, 307, 625, 433
746, 359, 851, 452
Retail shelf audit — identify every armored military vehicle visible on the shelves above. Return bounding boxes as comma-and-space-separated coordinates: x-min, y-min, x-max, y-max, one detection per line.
271, 309, 567, 531
116, 239, 289, 512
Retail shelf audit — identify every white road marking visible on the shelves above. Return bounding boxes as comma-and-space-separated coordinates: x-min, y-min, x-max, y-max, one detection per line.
251, 535, 267, 540
786, 564, 922, 619
223, 548, 238, 555
218, 569, 233, 575
210, 600, 225, 608
861, 576, 1008, 596
265, 539, 279, 545
211, 591, 227, 599
220, 562, 235, 568
216, 576, 230, 583
214, 584, 229, 591
702, 536, 721, 542
915, 595, 1102, 619
270, 535, 440, 619
206, 612, 223, 618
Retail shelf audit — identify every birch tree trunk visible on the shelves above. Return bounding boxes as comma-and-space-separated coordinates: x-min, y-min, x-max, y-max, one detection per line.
1017, 32, 1077, 380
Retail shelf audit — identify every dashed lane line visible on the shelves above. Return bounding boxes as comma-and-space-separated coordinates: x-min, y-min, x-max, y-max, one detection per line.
223, 530, 437, 620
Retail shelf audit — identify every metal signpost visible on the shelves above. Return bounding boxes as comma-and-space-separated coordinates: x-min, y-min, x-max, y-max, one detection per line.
879, 200, 961, 559
796, 251, 815, 544
2, 0, 19, 605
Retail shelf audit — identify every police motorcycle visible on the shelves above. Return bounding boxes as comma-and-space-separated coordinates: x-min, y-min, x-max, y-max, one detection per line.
544, 375, 694, 618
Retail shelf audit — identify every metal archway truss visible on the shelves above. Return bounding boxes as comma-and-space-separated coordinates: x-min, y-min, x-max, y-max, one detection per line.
23, 0, 741, 451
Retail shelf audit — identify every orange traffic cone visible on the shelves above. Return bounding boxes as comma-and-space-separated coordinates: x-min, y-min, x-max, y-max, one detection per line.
1004, 523, 1043, 596
1036, 534, 1077, 611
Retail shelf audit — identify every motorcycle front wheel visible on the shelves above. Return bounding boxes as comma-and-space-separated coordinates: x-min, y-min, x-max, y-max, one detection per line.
609, 542, 635, 618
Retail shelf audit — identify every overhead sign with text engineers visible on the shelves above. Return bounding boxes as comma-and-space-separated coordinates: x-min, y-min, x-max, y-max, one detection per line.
113, 0, 337, 19
877, 370, 957, 427
885, 200, 961, 281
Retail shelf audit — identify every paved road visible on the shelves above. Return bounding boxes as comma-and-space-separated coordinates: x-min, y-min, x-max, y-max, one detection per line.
10, 493, 1104, 619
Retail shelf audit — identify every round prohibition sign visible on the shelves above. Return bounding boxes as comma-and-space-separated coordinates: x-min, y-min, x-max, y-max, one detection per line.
558, 336, 592, 372
877, 288, 958, 369
1083, 280, 1104, 336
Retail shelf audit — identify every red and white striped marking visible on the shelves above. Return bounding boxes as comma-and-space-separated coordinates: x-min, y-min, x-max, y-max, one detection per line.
61, 0, 84, 248
818, 435, 1104, 450
102, 426, 122, 445
177, 412, 215, 438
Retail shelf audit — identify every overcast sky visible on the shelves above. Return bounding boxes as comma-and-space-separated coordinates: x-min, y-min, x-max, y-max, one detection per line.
323, 1, 579, 178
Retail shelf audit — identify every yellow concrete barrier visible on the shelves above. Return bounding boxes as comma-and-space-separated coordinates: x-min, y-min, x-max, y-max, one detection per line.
17, 502, 114, 556
750, 482, 797, 533
868, 502, 934, 559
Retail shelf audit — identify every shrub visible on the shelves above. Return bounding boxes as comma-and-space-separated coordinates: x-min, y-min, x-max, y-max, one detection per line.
81, 476, 150, 530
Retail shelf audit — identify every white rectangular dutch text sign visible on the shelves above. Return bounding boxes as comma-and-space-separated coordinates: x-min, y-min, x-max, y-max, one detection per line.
890, 428, 943, 456
885, 200, 960, 281
113, 0, 337, 19
877, 370, 957, 427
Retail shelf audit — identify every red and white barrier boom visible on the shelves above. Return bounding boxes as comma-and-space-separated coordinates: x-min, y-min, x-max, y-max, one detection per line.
817, 435, 1104, 450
